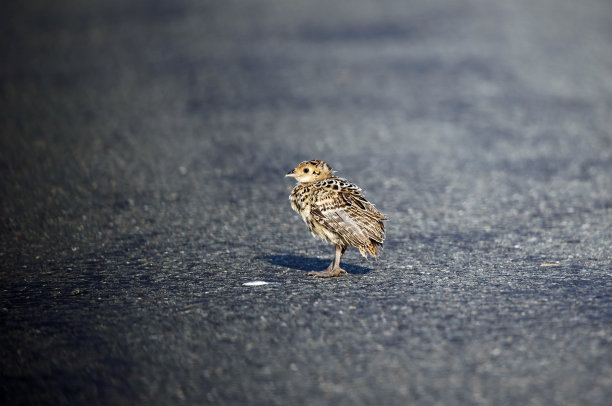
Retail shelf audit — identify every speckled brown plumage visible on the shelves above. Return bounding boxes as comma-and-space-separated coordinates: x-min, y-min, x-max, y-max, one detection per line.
286, 160, 388, 277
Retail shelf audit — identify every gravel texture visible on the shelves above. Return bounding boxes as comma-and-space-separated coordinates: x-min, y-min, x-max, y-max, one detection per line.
1, 0, 612, 405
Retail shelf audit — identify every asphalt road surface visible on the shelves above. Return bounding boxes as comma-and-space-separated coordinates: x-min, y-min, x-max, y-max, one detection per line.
2, 0, 612, 405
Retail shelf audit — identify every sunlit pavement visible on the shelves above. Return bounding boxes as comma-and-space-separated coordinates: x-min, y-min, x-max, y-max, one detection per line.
1, 0, 611, 404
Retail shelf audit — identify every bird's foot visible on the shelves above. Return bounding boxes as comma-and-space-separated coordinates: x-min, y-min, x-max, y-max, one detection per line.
307, 267, 347, 278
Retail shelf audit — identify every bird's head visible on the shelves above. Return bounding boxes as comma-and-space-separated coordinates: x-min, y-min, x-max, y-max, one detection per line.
286, 160, 334, 183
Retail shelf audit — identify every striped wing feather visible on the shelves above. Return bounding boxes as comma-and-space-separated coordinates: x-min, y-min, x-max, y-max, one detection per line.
310, 180, 387, 258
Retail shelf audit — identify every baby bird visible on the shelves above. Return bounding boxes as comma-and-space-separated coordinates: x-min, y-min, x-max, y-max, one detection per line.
286, 160, 388, 277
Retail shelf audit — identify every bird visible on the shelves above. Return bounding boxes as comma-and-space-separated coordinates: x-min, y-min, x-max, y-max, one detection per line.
286, 160, 388, 277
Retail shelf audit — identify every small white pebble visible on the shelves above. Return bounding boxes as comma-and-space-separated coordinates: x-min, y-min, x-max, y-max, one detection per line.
242, 281, 279, 286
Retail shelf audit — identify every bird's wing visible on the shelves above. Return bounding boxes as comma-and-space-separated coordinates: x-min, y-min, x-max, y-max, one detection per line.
310, 179, 386, 246
341, 187, 388, 221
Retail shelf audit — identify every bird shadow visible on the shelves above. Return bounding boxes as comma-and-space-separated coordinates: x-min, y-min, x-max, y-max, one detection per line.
262, 254, 371, 275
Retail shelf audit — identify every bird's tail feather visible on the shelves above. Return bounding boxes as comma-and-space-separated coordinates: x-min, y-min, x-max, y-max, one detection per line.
358, 239, 383, 258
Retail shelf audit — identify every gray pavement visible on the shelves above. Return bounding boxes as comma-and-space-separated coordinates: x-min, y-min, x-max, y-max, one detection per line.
1, 0, 612, 405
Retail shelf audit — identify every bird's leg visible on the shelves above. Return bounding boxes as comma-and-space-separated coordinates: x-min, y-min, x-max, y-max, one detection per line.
308, 245, 347, 277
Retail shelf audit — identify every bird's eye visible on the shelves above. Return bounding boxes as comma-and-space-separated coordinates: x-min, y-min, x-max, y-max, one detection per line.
303, 168, 310, 173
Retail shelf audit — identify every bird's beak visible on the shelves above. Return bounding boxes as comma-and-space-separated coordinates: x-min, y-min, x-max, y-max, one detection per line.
285, 169, 296, 178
